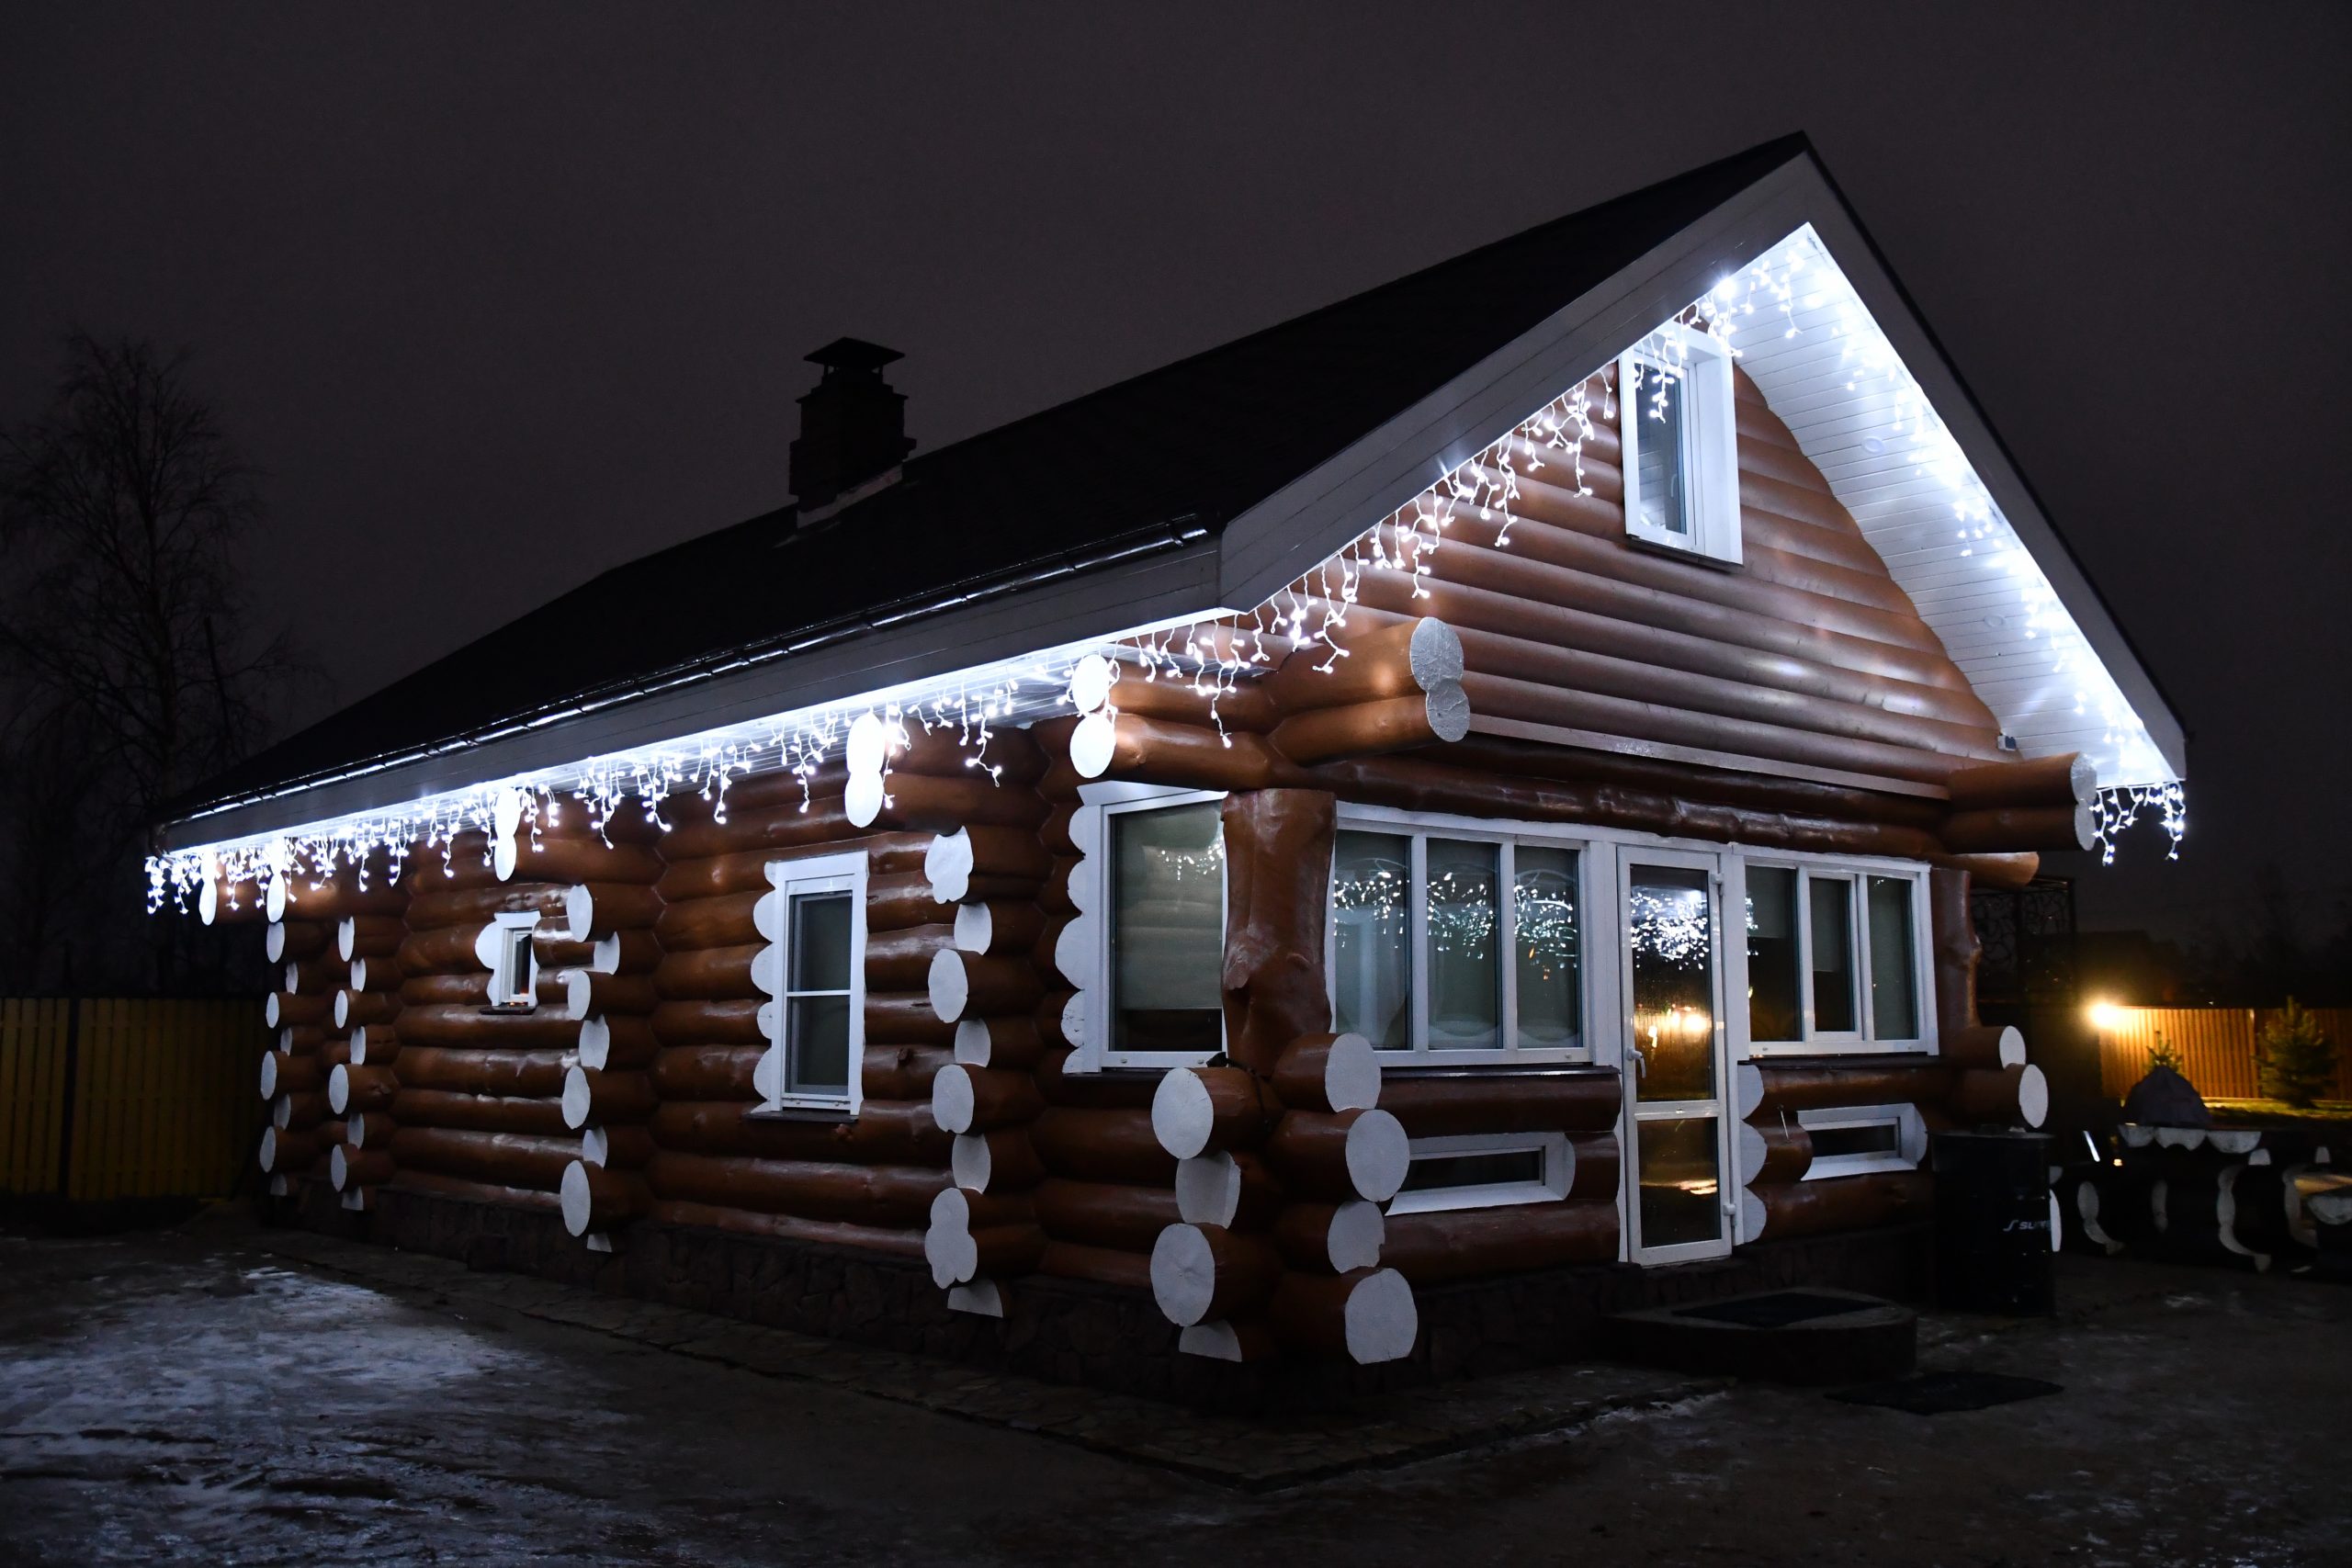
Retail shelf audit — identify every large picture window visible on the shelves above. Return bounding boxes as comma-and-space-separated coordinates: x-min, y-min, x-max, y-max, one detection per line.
1743, 861, 1928, 1054
1619, 329, 1740, 565
1329, 822, 1586, 1064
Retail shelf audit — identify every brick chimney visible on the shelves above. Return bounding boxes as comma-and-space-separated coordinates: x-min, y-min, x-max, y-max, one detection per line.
788, 337, 915, 514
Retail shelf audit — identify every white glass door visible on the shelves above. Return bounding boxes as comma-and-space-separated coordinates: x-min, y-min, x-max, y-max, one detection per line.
1620, 851, 1734, 1264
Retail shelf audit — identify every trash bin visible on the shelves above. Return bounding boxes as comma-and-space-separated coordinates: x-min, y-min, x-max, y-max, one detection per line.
1933, 1130, 2053, 1314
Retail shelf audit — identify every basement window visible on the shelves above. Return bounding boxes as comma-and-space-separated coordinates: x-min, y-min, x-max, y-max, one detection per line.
485, 912, 539, 1010
1797, 1104, 1923, 1179
1619, 329, 1740, 565
1387, 1132, 1570, 1214
1328, 817, 1587, 1064
1742, 861, 1929, 1055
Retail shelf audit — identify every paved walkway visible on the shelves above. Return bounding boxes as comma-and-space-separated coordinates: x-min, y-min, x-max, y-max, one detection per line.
249, 1219, 1718, 1490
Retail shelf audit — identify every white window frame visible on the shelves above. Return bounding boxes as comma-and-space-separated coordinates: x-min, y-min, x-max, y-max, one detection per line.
1797, 1103, 1927, 1179
1387, 1131, 1571, 1215
1736, 856, 1934, 1058
1080, 784, 1228, 1071
485, 911, 539, 1010
1618, 329, 1741, 566
1327, 807, 1594, 1066
1617, 844, 1737, 1266
758, 849, 867, 1114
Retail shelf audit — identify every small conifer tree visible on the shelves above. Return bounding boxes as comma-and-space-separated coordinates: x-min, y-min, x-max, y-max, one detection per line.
2145, 1028, 2183, 1076
2258, 998, 2337, 1109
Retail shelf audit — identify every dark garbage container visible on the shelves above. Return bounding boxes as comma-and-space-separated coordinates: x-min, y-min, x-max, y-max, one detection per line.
1933, 1130, 2053, 1314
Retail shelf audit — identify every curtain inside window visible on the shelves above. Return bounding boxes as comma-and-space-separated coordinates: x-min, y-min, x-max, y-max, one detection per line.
1332, 829, 1410, 1049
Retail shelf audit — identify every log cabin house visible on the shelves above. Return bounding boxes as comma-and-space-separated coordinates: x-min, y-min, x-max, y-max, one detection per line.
155, 137, 2186, 1398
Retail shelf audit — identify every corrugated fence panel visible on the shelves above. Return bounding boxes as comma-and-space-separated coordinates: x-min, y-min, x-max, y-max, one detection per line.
0, 999, 73, 1194
0, 998, 267, 1202
2098, 1006, 2352, 1102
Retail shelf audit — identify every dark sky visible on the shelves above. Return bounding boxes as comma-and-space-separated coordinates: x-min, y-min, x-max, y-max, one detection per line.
6, 4, 2346, 942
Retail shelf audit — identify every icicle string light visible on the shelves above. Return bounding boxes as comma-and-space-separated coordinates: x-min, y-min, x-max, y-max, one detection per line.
152, 231, 2188, 912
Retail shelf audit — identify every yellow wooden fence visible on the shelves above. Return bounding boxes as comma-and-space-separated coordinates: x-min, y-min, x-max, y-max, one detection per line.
0, 998, 267, 1201
2094, 1005, 2352, 1102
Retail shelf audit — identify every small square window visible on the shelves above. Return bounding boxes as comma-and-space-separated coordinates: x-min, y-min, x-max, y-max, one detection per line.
1619, 331, 1740, 565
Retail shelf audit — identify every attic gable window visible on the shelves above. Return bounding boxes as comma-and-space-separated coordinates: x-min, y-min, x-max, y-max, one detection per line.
1619, 330, 1740, 565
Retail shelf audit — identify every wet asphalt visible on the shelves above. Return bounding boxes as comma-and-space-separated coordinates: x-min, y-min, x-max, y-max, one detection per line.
2, 1215, 2346, 1566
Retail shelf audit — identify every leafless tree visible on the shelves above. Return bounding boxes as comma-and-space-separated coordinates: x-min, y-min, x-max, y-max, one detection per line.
0, 333, 307, 991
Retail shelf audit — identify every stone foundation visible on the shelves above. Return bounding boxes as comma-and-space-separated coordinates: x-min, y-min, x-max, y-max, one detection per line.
278, 1179, 1931, 1411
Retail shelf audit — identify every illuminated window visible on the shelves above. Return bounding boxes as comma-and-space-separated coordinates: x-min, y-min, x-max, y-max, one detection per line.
1098, 793, 1227, 1065
1744, 862, 1928, 1053
1619, 330, 1740, 565
1329, 821, 1585, 1063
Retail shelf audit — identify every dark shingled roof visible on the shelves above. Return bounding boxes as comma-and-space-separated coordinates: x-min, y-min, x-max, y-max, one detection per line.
184, 135, 1812, 818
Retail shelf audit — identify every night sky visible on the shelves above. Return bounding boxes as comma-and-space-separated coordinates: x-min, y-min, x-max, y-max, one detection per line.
6, 5, 2346, 943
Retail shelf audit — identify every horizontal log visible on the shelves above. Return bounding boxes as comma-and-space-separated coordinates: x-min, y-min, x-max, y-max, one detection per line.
561, 1160, 650, 1235
388, 1168, 562, 1212
1272, 1032, 1382, 1114
1376, 1071, 1621, 1135
1265, 616, 1463, 712
1568, 1131, 1621, 1201
1267, 1268, 1418, 1364
650, 1100, 947, 1164
391, 1126, 580, 1190
655, 889, 765, 952
653, 943, 764, 1001
265, 992, 332, 1030
1943, 1024, 2027, 1070
576, 1015, 660, 1071
645, 1199, 924, 1256
650, 1043, 762, 1099
1037, 1239, 1154, 1292
272, 1089, 329, 1131
257, 1124, 322, 1174
259, 1051, 322, 1100
1262, 1109, 1410, 1202
865, 1043, 954, 1102
338, 914, 405, 961
952, 1017, 1046, 1069
865, 772, 1051, 835
1755, 1061, 1955, 1114
267, 920, 329, 964
656, 795, 862, 862
1151, 1224, 1281, 1326
1271, 689, 1470, 767
1753, 1170, 1934, 1241
927, 950, 1044, 1023
1273, 1200, 1385, 1274
870, 871, 958, 933
271, 878, 409, 923
1946, 753, 2097, 813
922, 826, 1054, 904
333, 989, 397, 1030
1380, 1200, 1618, 1284
1069, 712, 1281, 793
393, 1045, 571, 1099
923, 1188, 1045, 1285
396, 923, 490, 977
561, 1066, 656, 1129
1173, 1149, 1282, 1229
867, 993, 956, 1048
404, 883, 568, 932
580, 1123, 657, 1169
1950, 1064, 2050, 1128
651, 999, 765, 1047
952, 900, 1046, 958
276, 1024, 328, 1055
654, 836, 926, 904
1030, 1106, 1176, 1184
865, 924, 956, 992
327, 1063, 398, 1117
544, 969, 659, 1018
1941, 803, 2096, 855
1031, 1178, 1181, 1252
1150, 1066, 1283, 1159
394, 1004, 580, 1051
560, 882, 666, 941
951, 1129, 1047, 1193
387, 1088, 574, 1138
282, 957, 350, 995
1752, 1122, 1813, 1185
642, 1151, 946, 1225
331, 1145, 394, 1191
931, 1064, 1044, 1135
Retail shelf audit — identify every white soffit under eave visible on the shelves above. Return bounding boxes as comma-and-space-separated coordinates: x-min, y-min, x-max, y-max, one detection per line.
1729, 220, 2180, 788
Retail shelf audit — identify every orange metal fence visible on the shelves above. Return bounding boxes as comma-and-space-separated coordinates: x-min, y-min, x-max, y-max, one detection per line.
2093, 1005, 2352, 1101
0, 998, 267, 1201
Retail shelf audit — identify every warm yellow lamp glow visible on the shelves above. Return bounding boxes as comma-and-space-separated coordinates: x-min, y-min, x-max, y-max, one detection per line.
2087, 1000, 2127, 1031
